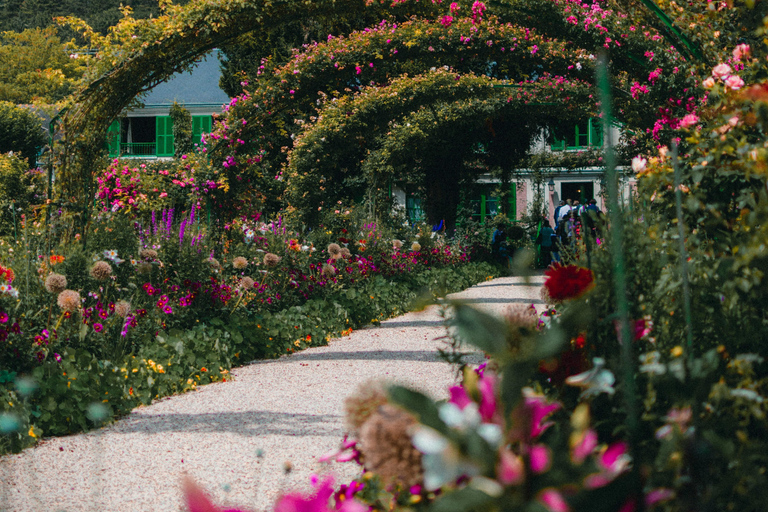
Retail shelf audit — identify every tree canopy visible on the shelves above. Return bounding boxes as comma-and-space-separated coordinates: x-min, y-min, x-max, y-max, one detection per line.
55, 0, 766, 227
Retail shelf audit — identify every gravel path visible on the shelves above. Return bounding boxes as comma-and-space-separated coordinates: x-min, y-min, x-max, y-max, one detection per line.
0, 275, 544, 512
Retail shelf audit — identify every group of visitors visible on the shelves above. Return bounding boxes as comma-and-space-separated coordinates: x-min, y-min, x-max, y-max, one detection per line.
538, 198, 602, 266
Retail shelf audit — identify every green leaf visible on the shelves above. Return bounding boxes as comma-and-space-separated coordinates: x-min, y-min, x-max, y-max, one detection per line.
430, 486, 496, 512
388, 385, 448, 435
448, 304, 508, 356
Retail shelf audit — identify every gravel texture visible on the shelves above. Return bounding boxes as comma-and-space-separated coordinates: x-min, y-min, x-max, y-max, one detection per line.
0, 275, 544, 512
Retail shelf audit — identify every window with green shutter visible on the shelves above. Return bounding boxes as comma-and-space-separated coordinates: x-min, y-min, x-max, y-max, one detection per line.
550, 118, 603, 151
155, 116, 174, 157
106, 119, 120, 157
192, 115, 212, 148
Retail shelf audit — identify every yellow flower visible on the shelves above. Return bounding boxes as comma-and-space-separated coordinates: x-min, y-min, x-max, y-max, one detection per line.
670, 346, 684, 357
28, 426, 37, 438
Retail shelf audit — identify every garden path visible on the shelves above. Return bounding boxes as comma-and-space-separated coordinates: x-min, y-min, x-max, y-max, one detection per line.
0, 274, 545, 512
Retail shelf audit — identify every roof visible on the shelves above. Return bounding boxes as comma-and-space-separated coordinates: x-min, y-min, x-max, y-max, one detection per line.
141, 50, 230, 107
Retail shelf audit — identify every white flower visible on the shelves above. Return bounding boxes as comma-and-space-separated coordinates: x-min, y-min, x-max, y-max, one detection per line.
412, 426, 480, 491
565, 357, 616, 399
576, 62, 582, 70
730, 389, 764, 403
631, 156, 648, 173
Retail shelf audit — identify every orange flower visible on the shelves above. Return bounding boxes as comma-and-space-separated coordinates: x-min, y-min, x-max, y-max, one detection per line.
0, 266, 14, 283
49, 255, 65, 265
200, 367, 208, 372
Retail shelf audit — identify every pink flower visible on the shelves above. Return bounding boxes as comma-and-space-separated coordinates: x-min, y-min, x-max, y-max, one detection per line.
538, 488, 570, 512
449, 1, 460, 14
183, 475, 252, 512
524, 391, 561, 439
725, 75, 745, 90
732, 44, 750, 61
702, 77, 715, 88
477, 373, 498, 422
712, 63, 732, 78
93, 323, 104, 333
448, 385, 473, 409
274, 475, 366, 512
678, 113, 699, 128
529, 444, 552, 473
0, 311, 7, 323
571, 428, 598, 464
497, 448, 525, 485
440, 14, 453, 27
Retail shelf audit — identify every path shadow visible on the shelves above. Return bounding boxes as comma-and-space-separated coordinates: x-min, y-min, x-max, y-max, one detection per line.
377, 320, 445, 329
453, 298, 546, 305
114, 410, 342, 437
292, 350, 443, 362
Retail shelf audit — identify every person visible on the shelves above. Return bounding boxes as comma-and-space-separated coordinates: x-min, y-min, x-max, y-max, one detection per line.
583, 198, 602, 239
538, 220, 555, 266
491, 224, 509, 264
557, 199, 572, 224
553, 201, 565, 226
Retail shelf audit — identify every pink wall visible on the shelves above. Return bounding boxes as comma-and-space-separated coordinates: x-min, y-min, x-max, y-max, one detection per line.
515, 182, 527, 220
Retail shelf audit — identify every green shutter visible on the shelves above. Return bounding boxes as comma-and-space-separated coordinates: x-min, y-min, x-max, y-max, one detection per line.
106, 119, 120, 157
191, 115, 212, 148
156, 116, 174, 157
508, 182, 517, 219
589, 118, 603, 147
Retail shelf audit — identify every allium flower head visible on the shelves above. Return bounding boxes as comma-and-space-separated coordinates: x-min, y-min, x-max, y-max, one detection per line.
44, 273, 67, 294
209, 258, 222, 271
57, 290, 81, 312
543, 264, 594, 302
263, 253, 281, 267
321, 264, 336, 278
411, 242, 422, 252
240, 276, 255, 290
90, 261, 113, 281
327, 243, 342, 256
340, 247, 351, 258
358, 404, 423, 488
115, 300, 131, 318
139, 249, 158, 260
232, 256, 248, 269
392, 239, 403, 250
344, 380, 389, 432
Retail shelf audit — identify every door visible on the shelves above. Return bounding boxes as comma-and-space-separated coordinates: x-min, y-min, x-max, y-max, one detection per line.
560, 182, 594, 203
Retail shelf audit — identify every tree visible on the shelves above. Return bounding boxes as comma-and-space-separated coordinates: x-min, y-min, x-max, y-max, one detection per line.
0, 101, 47, 164
0, 27, 86, 104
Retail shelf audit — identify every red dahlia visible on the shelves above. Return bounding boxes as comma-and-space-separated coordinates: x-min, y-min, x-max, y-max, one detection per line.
543, 264, 595, 302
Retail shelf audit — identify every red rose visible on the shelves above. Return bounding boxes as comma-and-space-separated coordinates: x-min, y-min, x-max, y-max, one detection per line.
543, 264, 595, 302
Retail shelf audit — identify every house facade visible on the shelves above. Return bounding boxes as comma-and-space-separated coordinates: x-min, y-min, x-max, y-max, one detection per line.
105, 51, 229, 158
391, 118, 636, 225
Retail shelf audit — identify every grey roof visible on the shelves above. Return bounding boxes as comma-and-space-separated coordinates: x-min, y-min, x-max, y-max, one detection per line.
141, 50, 230, 106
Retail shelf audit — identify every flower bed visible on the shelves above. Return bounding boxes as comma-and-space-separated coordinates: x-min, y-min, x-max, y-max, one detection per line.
0, 206, 500, 455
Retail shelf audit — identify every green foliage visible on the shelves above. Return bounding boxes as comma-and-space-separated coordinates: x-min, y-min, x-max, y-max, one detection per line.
170, 102, 193, 157
0, 102, 47, 164
0, 27, 86, 104
0, 153, 44, 236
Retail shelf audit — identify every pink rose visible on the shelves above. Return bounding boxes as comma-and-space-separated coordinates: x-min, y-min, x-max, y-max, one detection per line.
678, 113, 699, 128
712, 63, 732, 79
702, 77, 715, 89
725, 75, 744, 90
732, 44, 750, 61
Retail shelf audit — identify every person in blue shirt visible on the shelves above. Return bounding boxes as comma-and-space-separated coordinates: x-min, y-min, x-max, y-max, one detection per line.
538, 220, 556, 266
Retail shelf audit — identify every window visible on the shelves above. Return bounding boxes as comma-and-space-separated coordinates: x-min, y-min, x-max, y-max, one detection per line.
470, 183, 516, 224
550, 118, 603, 151
406, 196, 425, 222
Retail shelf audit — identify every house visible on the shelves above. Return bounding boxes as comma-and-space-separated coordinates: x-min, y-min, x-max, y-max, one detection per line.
105, 51, 229, 158
391, 118, 636, 225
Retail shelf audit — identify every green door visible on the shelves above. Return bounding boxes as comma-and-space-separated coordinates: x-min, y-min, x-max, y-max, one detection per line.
192, 115, 212, 148
156, 116, 174, 157
106, 119, 120, 157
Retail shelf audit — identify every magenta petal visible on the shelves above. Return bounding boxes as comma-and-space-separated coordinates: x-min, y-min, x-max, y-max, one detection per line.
538, 489, 570, 512
478, 374, 498, 421
571, 429, 598, 464
526, 396, 561, 438
183, 476, 226, 512
274, 475, 335, 512
529, 444, 552, 474
601, 441, 628, 470
645, 488, 675, 505
497, 449, 525, 485
448, 385, 473, 410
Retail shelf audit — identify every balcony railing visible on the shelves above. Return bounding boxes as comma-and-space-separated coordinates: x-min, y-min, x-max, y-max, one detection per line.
120, 143, 157, 156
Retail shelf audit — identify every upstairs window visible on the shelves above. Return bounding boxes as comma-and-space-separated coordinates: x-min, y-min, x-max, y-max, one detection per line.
550, 118, 603, 151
